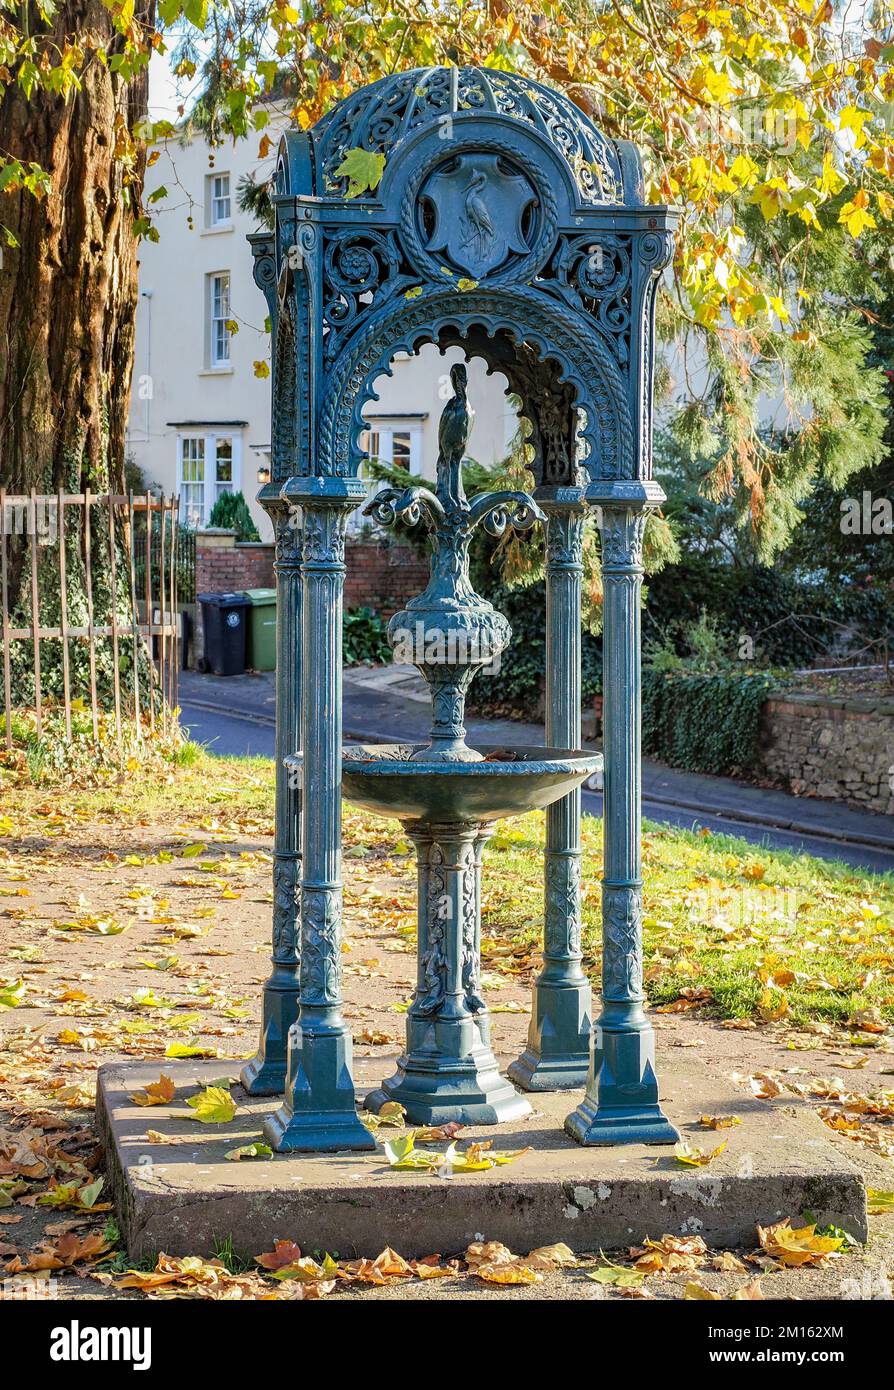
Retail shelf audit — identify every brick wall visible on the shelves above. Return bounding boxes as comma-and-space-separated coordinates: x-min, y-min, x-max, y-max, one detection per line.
344, 537, 430, 617
192, 530, 429, 664
755, 693, 894, 815
196, 530, 275, 597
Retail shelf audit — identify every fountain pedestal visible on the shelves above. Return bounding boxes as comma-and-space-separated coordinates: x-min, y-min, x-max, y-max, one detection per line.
365, 821, 530, 1125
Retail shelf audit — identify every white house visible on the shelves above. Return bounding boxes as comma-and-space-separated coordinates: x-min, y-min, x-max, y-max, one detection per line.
126, 119, 517, 541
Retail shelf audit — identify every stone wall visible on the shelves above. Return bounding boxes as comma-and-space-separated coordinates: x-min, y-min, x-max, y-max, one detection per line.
755, 692, 894, 815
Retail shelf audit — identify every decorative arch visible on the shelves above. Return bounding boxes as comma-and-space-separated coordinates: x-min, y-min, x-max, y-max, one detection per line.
318, 285, 634, 484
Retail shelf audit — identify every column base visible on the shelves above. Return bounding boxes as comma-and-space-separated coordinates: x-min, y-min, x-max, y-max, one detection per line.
240, 981, 298, 1096
263, 1024, 376, 1153
366, 1016, 531, 1126
240, 1053, 287, 1098
507, 980, 591, 1091
564, 1011, 680, 1147
564, 1099, 680, 1146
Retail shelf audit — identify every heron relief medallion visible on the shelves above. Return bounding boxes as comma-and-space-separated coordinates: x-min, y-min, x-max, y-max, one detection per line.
420, 153, 537, 279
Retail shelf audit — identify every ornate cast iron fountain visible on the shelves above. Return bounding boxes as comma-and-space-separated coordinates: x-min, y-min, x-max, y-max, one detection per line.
331, 364, 600, 1123
246, 65, 682, 1153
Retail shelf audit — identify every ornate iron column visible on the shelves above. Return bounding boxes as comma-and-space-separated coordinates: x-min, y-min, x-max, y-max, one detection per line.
509, 485, 591, 1090
264, 475, 376, 1153
565, 480, 679, 1145
241, 498, 302, 1094
241, 234, 302, 1096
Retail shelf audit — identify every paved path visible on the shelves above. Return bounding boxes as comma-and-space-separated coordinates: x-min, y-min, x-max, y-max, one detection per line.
178, 667, 893, 875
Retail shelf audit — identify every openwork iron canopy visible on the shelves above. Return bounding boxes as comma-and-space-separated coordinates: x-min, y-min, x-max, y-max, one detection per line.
243, 65, 681, 1152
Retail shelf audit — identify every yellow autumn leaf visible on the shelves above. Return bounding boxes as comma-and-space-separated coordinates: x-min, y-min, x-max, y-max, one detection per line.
474, 1261, 542, 1285
839, 189, 876, 238
729, 152, 759, 188
684, 1279, 723, 1300
757, 1219, 844, 1267
186, 1085, 237, 1124
674, 1140, 727, 1167
131, 1073, 176, 1107
838, 104, 870, 146
757, 986, 789, 1021
818, 152, 846, 198
750, 178, 790, 222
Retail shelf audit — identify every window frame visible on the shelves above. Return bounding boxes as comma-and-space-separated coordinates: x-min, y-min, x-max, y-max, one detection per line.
208, 172, 232, 227
176, 431, 242, 527
208, 271, 232, 368
360, 418, 424, 475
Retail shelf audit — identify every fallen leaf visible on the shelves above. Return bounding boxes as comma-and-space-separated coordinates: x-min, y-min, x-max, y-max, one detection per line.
256, 1240, 303, 1271
225, 1141, 273, 1161
684, 1279, 723, 1300
757, 1219, 844, 1267
674, 1140, 727, 1167
525, 1242, 579, 1270
474, 1261, 542, 1285
731, 1277, 765, 1300
185, 1086, 236, 1124
587, 1259, 644, 1289
130, 1074, 176, 1108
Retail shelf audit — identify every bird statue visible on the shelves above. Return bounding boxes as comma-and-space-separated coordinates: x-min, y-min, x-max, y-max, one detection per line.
462, 168, 495, 257
437, 363, 473, 509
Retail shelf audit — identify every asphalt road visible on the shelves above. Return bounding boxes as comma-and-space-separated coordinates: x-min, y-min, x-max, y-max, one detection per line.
179, 696, 894, 875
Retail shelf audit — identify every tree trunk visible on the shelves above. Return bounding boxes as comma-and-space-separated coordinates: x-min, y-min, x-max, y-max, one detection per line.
0, 2, 153, 606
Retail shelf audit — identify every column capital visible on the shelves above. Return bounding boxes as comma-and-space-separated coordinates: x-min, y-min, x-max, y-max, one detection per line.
533, 484, 588, 513
599, 508, 648, 572
584, 478, 666, 512
281, 475, 368, 510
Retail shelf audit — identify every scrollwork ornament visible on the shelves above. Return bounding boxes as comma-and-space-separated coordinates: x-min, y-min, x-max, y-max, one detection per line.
602, 884, 644, 1001
599, 509, 647, 569
300, 886, 343, 1006
320, 288, 632, 484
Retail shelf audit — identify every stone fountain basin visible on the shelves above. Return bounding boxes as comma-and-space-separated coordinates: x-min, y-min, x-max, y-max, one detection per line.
335, 743, 603, 823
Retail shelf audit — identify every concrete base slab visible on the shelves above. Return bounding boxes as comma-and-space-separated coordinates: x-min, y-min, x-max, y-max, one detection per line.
97, 1056, 867, 1262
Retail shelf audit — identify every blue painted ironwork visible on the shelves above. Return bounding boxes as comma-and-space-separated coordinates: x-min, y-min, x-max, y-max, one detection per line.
565, 480, 679, 1144
250, 63, 679, 1150
508, 488, 592, 1090
336, 371, 599, 1124
240, 236, 302, 1096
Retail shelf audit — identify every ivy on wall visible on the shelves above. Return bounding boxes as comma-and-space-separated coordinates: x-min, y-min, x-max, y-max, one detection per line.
642, 670, 779, 776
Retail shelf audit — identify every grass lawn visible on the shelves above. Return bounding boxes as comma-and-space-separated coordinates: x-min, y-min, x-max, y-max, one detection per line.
3, 746, 892, 1032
